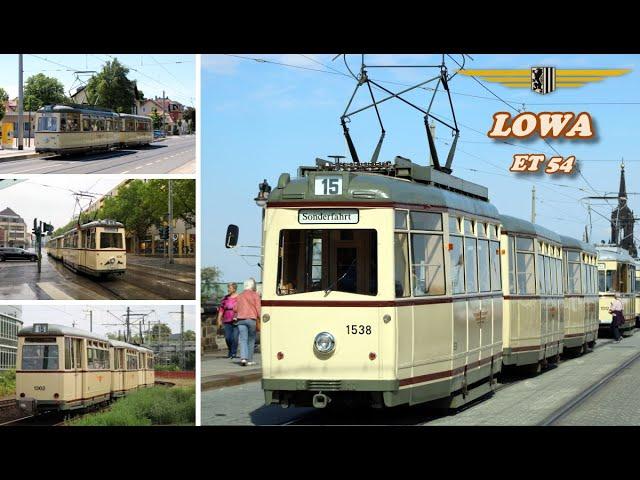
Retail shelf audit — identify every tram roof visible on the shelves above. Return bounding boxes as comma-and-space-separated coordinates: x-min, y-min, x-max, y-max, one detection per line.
18, 323, 109, 341
269, 158, 500, 220
499, 214, 562, 244
109, 339, 153, 353
38, 104, 119, 117
558, 234, 597, 254
119, 114, 152, 121
596, 245, 636, 263
79, 220, 124, 230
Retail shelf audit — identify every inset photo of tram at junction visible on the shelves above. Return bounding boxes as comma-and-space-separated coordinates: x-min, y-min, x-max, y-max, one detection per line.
0, 54, 195, 174
0, 178, 195, 300
0, 305, 195, 426
201, 54, 640, 426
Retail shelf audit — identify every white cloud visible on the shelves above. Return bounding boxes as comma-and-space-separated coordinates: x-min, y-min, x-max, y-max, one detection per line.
202, 54, 240, 75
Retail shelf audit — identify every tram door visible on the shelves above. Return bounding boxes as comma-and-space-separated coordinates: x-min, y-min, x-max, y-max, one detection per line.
67, 338, 83, 400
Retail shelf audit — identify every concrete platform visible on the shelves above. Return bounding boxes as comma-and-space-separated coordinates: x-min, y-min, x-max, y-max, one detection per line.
201, 352, 262, 391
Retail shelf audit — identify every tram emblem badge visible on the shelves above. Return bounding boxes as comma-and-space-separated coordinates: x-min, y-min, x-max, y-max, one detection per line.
473, 309, 488, 327
531, 67, 556, 95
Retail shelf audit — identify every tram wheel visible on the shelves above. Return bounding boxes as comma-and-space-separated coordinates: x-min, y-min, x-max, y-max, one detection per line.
526, 362, 542, 375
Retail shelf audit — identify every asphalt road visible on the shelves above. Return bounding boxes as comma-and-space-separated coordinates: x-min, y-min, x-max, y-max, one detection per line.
0, 254, 195, 300
0, 135, 195, 174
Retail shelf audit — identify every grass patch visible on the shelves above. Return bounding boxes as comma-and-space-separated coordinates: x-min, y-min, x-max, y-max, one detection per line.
0, 370, 16, 397
68, 386, 195, 426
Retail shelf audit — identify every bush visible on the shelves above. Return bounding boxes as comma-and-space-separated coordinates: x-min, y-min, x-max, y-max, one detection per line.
154, 364, 180, 372
0, 370, 16, 397
67, 386, 195, 426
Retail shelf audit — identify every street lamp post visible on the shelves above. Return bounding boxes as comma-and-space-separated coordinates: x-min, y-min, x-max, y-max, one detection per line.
254, 179, 271, 285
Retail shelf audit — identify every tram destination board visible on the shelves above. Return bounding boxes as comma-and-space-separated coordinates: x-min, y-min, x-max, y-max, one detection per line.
298, 209, 359, 224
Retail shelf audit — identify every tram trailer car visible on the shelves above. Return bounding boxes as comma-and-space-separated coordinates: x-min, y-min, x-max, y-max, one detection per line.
15, 324, 153, 414
559, 235, 599, 353
46, 220, 126, 277
257, 157, 504, 409
35, 104, 152, 155
499, 215, 564, 373
596, 246, 636, 337
635, 261, 640, 328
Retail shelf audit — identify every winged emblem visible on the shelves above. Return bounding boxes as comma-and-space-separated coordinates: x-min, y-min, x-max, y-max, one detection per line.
458, 68, 630, 94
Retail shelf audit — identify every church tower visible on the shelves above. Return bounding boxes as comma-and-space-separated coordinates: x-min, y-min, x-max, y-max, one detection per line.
610, 162, 637, 257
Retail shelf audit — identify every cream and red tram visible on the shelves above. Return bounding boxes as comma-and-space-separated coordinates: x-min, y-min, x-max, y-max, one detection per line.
35, 104, 152, 155
499, 215, 564, 373
15, 324, 153, 414
635, 261, 640, 328
559, 235, 599, 353
46, 220, 126, 277
596, 246, 636, 336
258, 157, 504, 409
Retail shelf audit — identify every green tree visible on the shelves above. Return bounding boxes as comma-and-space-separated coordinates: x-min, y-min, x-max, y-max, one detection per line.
150, 108, 163, 130
149, 323, 172, 342
182, 107, 195, 132
85, 59, 137, 113
101, 180, 165, 254
183, 330, 196, 341
201, 266, 223, 300
0, 87, 8, 122
24, 74, 67, 111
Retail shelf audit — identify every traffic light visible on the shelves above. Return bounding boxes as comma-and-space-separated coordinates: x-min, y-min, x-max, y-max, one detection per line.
159, 226, 169, 240
43, 223, 54, 235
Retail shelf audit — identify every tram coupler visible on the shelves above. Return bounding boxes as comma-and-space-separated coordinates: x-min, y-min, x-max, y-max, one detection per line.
312, 393, 330, 409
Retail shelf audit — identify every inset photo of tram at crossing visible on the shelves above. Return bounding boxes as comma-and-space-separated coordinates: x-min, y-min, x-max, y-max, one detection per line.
201, 53, 640, 426
0, 305, 195, 426
0, 178, 195, 300
0, 54, 195, 174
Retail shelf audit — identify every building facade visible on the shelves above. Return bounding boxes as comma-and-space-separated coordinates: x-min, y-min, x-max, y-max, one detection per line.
0, 306, 23, 370
0, 207, 30, 248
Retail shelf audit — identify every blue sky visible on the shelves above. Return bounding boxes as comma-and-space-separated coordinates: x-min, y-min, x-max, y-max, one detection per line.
203, 54, 640, 282
0, 54, 195, 107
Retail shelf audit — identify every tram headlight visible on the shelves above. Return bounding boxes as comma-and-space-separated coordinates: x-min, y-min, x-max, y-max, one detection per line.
314, 332, 335, 354
108, 257, 116, 264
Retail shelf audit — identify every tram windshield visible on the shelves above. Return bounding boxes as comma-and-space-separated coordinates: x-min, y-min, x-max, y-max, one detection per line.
100, 232, 123, 249
22, 344, 59, 370
277, 229, 377, 296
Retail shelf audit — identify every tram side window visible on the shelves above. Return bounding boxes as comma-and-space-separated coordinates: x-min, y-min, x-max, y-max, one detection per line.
545, 256, 553, 294
82, 117, 91, 132
127, 353, 138, 370
410, 212, 442, 231
508, 237, 516, 294
489, 240, 501, 291
37, 116, 58, 132
516, 253, 535, 295
87, 347, 109, 369
394, 233, 410, 298
537, 254, 546, 294
450, 235, 465, 294
22, 344, 58, 370
477, 239, 491, 292
464, 237, 478, 293
556, 258, 563, 295
277, 229, 378, 296
412, 234, 446, 296
60, 113, 80, 132
65, 337, 73, 369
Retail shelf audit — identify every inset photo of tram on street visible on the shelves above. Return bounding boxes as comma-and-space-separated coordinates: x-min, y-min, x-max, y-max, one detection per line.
0, 178, 196, 300
0, 54, 195, 174
0, 305, 195, 426
201, 53, 640, 426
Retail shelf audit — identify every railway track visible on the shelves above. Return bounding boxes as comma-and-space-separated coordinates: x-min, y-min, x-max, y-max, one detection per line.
281, 337, 619, 426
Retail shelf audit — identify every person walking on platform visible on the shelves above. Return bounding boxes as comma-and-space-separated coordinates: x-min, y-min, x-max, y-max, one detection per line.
609, 294, 624, 342
216, 282, 240, 359
234, 278, 261, 367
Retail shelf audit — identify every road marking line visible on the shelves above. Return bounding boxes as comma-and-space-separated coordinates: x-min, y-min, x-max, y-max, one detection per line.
12, 163, 64, 173
146, 162, 153, 166
134, 165, 143, 170
37, 282, 74, 300
121, 170, 130, 174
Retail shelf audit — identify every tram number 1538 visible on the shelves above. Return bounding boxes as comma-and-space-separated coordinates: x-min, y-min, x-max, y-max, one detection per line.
346, 325, 372, 335
315, 177, 342, 195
